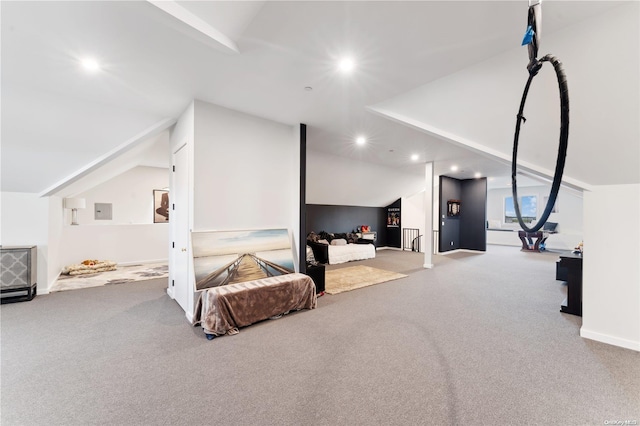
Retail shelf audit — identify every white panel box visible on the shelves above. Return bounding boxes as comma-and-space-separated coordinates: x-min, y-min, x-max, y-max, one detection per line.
94, 203, 113, 220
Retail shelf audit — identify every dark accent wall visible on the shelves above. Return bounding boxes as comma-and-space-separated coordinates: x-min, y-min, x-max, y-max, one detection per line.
386, 198, 402, 248
439, 176, 487, 253
306, 204, 387, 246
439, 176, 461, 252
460, 178, 487, 251
299, 124, 307, 273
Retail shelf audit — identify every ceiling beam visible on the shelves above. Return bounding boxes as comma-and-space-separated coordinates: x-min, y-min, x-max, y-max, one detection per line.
368, 106, 592, 193
147, 0, 240, 54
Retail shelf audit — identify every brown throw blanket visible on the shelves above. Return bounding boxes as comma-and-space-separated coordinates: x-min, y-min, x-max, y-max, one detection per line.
194, 273, 317, 337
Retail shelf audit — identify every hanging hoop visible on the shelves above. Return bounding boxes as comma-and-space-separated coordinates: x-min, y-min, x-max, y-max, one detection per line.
512, 54, 569, 232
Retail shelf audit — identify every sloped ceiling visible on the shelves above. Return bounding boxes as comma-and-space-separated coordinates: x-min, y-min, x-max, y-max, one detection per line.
1, 1, 632, 194
369, 2, 639, 189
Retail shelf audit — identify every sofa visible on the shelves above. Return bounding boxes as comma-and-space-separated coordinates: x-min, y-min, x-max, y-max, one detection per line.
307, 231, 376, 265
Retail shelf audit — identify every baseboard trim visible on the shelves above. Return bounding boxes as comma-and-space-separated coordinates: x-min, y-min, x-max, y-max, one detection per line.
166, 287, 175, 299
438, 249, 485, 256
580, 328, 640, 352
185, 310, 194, 324
423, 263, 434, 269
43, 271, 63, 295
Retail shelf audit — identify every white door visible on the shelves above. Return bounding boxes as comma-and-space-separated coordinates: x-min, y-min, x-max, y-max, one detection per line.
172, 144, 190, 312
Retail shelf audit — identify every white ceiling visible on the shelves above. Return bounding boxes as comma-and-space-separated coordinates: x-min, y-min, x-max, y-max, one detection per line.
1, 1, 627, 194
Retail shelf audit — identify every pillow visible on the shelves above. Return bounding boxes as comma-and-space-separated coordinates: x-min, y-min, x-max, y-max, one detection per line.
306, 231, 319, 242
318, 231, 331, 241
331, 238, 347, 246
317, 239, 329, 245
306, 245, 316, 263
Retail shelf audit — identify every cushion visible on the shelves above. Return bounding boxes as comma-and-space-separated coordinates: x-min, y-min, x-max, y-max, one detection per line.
331, 238, 347, 246
317, 239, 329, 245
318, 231, 331, 241
306, 245, 316, 263
62, 260, 117, 276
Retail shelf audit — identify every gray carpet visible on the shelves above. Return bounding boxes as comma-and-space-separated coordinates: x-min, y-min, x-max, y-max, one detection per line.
2, 245, 638, 425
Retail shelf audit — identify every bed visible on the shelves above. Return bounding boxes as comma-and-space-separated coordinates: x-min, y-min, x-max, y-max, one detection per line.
307, 241, 375, 265
193, 273, 317, 338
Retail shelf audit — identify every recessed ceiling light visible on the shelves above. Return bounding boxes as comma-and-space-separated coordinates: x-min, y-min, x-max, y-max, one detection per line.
356, 136, 366, 145
450, 165, 459, 172
81, 57, 100, 72
411, 154, 419, 161
339, 57, 355, 73
474, 172, 482, 178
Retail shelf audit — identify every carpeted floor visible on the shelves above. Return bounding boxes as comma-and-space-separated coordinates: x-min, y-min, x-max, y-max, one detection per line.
2, 245, 638, 425
51, 262, 169, 292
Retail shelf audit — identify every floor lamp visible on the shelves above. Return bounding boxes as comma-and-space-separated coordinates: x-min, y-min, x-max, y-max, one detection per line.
64, 198, 86, 225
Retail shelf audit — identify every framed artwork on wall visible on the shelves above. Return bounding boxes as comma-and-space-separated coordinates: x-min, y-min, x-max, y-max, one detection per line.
153, 190, 169, 223
447, 200, 461, 217
387, 207, 400, 227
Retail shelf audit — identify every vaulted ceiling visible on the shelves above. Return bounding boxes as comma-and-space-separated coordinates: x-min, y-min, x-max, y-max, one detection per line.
1, 1, 634, 194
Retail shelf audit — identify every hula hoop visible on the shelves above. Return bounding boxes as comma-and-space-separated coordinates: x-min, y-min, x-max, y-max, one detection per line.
511, 54, 569, 233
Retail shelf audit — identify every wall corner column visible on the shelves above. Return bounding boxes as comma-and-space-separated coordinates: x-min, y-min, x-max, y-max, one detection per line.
299, 124, 307, 274
424, 162, 434, 268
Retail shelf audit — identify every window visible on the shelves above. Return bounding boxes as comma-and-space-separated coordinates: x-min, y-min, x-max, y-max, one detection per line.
505, 195, 537, 224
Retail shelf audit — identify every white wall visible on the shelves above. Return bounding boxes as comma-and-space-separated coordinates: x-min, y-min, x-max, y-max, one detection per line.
58, 224, 169, 269
401, 190, 426, 252
193, 101, 298, 235
307, 149, 425, 207
168, 101, 195, 311
52, 164, 171, 288
486, 185, 583, 250
74, 166, 169, 225
1, 192, 52, 293
423, 163, 434, 267
581, 184, 640, 351
167, 100, 299, 320
47, 196, 63, 290
2, 183, 171, 293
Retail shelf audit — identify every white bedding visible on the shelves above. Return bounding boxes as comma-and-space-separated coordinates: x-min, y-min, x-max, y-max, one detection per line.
327, 243, 375, 265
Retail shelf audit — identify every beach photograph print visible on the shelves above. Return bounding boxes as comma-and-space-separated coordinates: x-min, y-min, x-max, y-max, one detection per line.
192, 229, 295, 291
